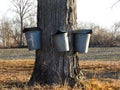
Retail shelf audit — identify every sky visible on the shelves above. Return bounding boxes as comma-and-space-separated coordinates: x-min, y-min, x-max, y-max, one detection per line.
0, 0, 120, 29
0, 0, 11, 17
77, 0, 120, 29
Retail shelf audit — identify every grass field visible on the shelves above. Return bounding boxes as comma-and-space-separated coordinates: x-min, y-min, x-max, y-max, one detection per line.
0, 47, 120, 90
0, 47, 120, 60
0, 48, 35, 60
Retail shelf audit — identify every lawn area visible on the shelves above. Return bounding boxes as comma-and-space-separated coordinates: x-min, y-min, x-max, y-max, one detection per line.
0, 47, 120, 60
0, 60, 120, 90
0, 47, 120, 90
0, 48, 35, 60
79, 47, 120, 60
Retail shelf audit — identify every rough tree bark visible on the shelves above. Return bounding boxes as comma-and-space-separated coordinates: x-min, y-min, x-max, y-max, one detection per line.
28, 0, 78, 86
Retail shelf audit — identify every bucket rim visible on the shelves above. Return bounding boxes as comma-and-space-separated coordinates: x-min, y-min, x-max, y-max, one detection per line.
23, 27, 42, 33
52, 30, 68, 36
73, 29, 92, 34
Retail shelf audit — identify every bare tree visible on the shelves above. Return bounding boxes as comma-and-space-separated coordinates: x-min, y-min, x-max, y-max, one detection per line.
0, 17, 13, 47
111, 22, 120, 46
11, 0, 36, 46
11, 18, 21, 46
112, 22, 120, 36
112, 0, 120, 7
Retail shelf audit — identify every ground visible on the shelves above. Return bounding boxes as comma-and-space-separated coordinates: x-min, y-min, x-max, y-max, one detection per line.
0, 47, 120, 90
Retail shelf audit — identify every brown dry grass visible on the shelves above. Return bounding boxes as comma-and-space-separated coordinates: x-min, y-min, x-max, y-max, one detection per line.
0, 59, 120, 90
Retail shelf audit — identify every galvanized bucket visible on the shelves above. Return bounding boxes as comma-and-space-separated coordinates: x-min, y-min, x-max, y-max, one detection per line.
53, 32, 69, 52
74, 29, 92, 53
23, 27, 41, 50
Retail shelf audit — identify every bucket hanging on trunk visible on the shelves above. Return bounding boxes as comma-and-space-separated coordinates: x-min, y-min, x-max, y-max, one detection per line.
23, 27, 42, 50
53, 31, 69, 52
74, 29, 92, 53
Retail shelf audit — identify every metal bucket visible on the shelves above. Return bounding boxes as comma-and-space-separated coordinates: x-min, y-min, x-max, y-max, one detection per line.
74, 29, 92, 53
23, 27, 41, 50
53, 32, 69, 52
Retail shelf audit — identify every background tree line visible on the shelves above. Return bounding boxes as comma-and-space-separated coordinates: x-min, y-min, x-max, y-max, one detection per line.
0, 0, 37, 48
78, 22, 120, 47
0, 18, 120, 48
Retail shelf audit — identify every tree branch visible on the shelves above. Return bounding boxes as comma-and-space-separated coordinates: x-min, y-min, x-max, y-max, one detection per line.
111, 0, 120, 8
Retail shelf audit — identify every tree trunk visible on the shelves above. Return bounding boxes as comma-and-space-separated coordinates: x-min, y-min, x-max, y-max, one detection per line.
28, 0, 77, 86
20, 16, 24, 47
